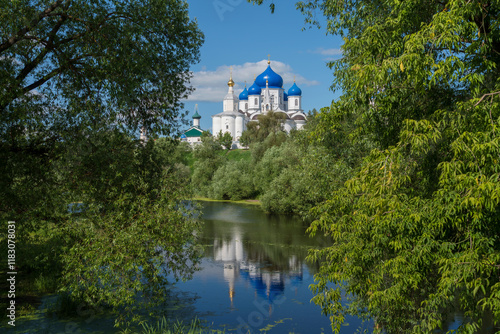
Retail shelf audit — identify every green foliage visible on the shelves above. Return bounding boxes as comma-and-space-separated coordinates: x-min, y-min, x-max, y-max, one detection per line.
304, 105, 375, 167
192, 135, 225, 197
0, 0, 204, 326
253, 140, 300, 194
209, 160, 257, 201
154, 138, 192, 168
59, 133, 202, 325
138, 317, 224, 334
225, 149, 252, 163
34, 273, 58, 294
251, 0, 500, 333
240, 110, 288, 147
216, 130, 233, 150
261, 146, 352, 216
189, 113, 358, 216
250, 131, 288, 163
0, 0, 203, 136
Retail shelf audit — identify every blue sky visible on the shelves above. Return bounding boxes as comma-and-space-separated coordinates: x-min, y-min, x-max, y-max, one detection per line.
183, 0, 344, 132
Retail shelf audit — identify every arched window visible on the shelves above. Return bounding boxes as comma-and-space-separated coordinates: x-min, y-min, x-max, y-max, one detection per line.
266, 104, 269, 111
226, 125, 229, 129
295, 99, 298, 106
254, 98, 258, 105
245, 103, 248, 110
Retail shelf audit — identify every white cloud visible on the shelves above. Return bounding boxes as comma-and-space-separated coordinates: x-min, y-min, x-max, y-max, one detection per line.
186, 59, 319, 102
310, 47, 343, 56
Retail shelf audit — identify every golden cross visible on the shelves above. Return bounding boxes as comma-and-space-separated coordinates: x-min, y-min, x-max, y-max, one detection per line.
267, 54, 271, 64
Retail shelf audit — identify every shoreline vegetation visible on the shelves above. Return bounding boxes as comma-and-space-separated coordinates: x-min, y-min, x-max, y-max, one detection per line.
192, 197, 261, 206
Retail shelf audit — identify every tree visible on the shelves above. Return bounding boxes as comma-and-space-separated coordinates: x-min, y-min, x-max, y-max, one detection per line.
192, 133, 225, 197
240, 110, 287, 146
253, 1, 500, 333
209, 160, 257, 200
0, 0, 204, 325
217, 130, 233, 150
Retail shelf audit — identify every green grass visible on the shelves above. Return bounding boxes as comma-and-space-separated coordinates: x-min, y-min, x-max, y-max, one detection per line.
34, 273, 58, 294
183, 148, 251, 176
185, 149, 251, 169
117, 317, 225, 334
224, 149, 251, 162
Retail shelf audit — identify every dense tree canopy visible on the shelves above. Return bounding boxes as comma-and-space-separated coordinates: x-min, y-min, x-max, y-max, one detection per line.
0, 0, 204, 325
252, 0, 500, 333
239, 110, 287, 147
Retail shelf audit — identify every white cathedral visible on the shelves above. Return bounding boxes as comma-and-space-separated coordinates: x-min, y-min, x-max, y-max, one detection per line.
212, 59, 307, 148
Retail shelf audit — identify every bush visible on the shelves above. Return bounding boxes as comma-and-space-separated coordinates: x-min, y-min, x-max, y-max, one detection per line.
252, 140, 300, 194
191, 136, 225, 196
209, 160, 256, 200
260, 150, 352, 216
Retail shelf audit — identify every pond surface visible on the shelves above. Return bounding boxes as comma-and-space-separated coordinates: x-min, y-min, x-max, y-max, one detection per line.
6, 201, 496, 334
15, 201, 494, 333
169, 201, 371, 333
7, 201, 372, 333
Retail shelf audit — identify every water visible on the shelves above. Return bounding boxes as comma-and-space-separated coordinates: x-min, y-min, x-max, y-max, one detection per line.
21, 201, 499, 333
6, 201, 498, 333
171, 201, 371, 333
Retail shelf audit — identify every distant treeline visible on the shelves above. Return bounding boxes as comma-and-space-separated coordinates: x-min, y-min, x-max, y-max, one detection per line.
168, 109, 373, 217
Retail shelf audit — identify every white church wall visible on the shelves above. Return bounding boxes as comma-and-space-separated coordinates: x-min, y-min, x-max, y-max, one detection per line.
223, 99, 232, 112
235, 115, 244, 139
284, 119, 295, 133
213, 116, 221, 136
270, 89, 279, 110
239, 100, 248, 112
288, 97, 297, 111
187, 136, 202, 144
222, 115, 236, 139
289, 96, 302, 111
295, 120, 306, 130
248, 95, 260, 111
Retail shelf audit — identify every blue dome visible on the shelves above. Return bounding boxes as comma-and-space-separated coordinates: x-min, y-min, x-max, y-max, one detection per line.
248, 81, 261, 95
288, 82, 302, 96
239, 87, 248, 100
284, 92, 288, 101
255, 65, 283, 88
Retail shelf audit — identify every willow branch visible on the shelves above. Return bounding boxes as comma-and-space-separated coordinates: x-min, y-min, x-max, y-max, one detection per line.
474, 91, 500, 106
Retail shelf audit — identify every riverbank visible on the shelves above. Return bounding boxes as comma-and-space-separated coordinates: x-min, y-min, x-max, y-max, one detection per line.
192, 197, 261, 206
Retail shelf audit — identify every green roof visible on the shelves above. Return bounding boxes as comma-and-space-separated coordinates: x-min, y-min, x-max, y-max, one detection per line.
183, 127, 203, 138
192, 110, 201, 119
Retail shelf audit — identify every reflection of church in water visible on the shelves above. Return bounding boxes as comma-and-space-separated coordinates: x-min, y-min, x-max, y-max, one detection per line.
212, 225, 304, 309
